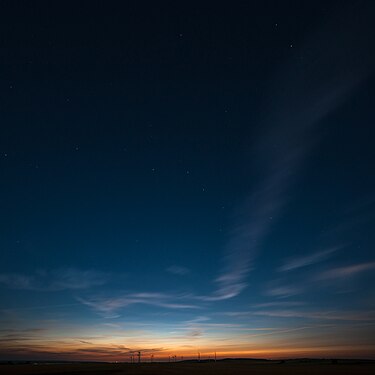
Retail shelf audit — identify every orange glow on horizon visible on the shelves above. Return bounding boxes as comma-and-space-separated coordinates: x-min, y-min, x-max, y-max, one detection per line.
3, 337, 374, 361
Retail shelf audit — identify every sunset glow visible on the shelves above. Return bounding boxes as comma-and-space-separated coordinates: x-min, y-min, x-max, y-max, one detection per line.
1, 1, 375, 363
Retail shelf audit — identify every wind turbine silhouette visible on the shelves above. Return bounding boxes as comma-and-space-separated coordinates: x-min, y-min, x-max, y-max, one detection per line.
128, 350, 142, 363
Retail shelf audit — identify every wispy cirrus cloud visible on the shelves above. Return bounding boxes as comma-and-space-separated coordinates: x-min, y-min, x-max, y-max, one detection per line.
78, 292, 200, 318
264, 285, 303, 299
206, 5, 375, 304
252, 301, 306, 308
316, 262, 375, 281
222, 302, 306, 318
278, 246, 340, 272
0, 268, 108, 291
263, 278, 306, 299
253, 309, 375, 322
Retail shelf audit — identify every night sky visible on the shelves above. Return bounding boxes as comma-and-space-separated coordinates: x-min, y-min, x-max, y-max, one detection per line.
1, 1, 375, 361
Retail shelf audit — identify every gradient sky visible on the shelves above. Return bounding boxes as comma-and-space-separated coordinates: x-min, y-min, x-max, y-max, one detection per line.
1, 0, 375, 361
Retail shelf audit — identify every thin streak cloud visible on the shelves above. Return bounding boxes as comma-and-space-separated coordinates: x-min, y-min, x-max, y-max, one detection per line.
78, 292, 200, 317
253, 309, 375, 322
208, 4, 375, 303
279, 246, 340, 272
316, 262, 375, 280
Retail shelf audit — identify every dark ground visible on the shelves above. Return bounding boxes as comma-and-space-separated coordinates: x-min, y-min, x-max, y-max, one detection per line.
1, 361, 375, 375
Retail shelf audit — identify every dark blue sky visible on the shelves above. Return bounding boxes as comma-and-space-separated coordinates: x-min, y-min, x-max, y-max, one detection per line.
1, 1, 375, 360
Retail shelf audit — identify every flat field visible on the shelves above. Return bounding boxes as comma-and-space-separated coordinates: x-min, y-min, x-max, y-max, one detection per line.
1, 361, 375, 375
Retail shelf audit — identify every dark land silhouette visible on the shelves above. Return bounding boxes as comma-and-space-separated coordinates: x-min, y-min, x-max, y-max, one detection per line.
2, 359, 375, 375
